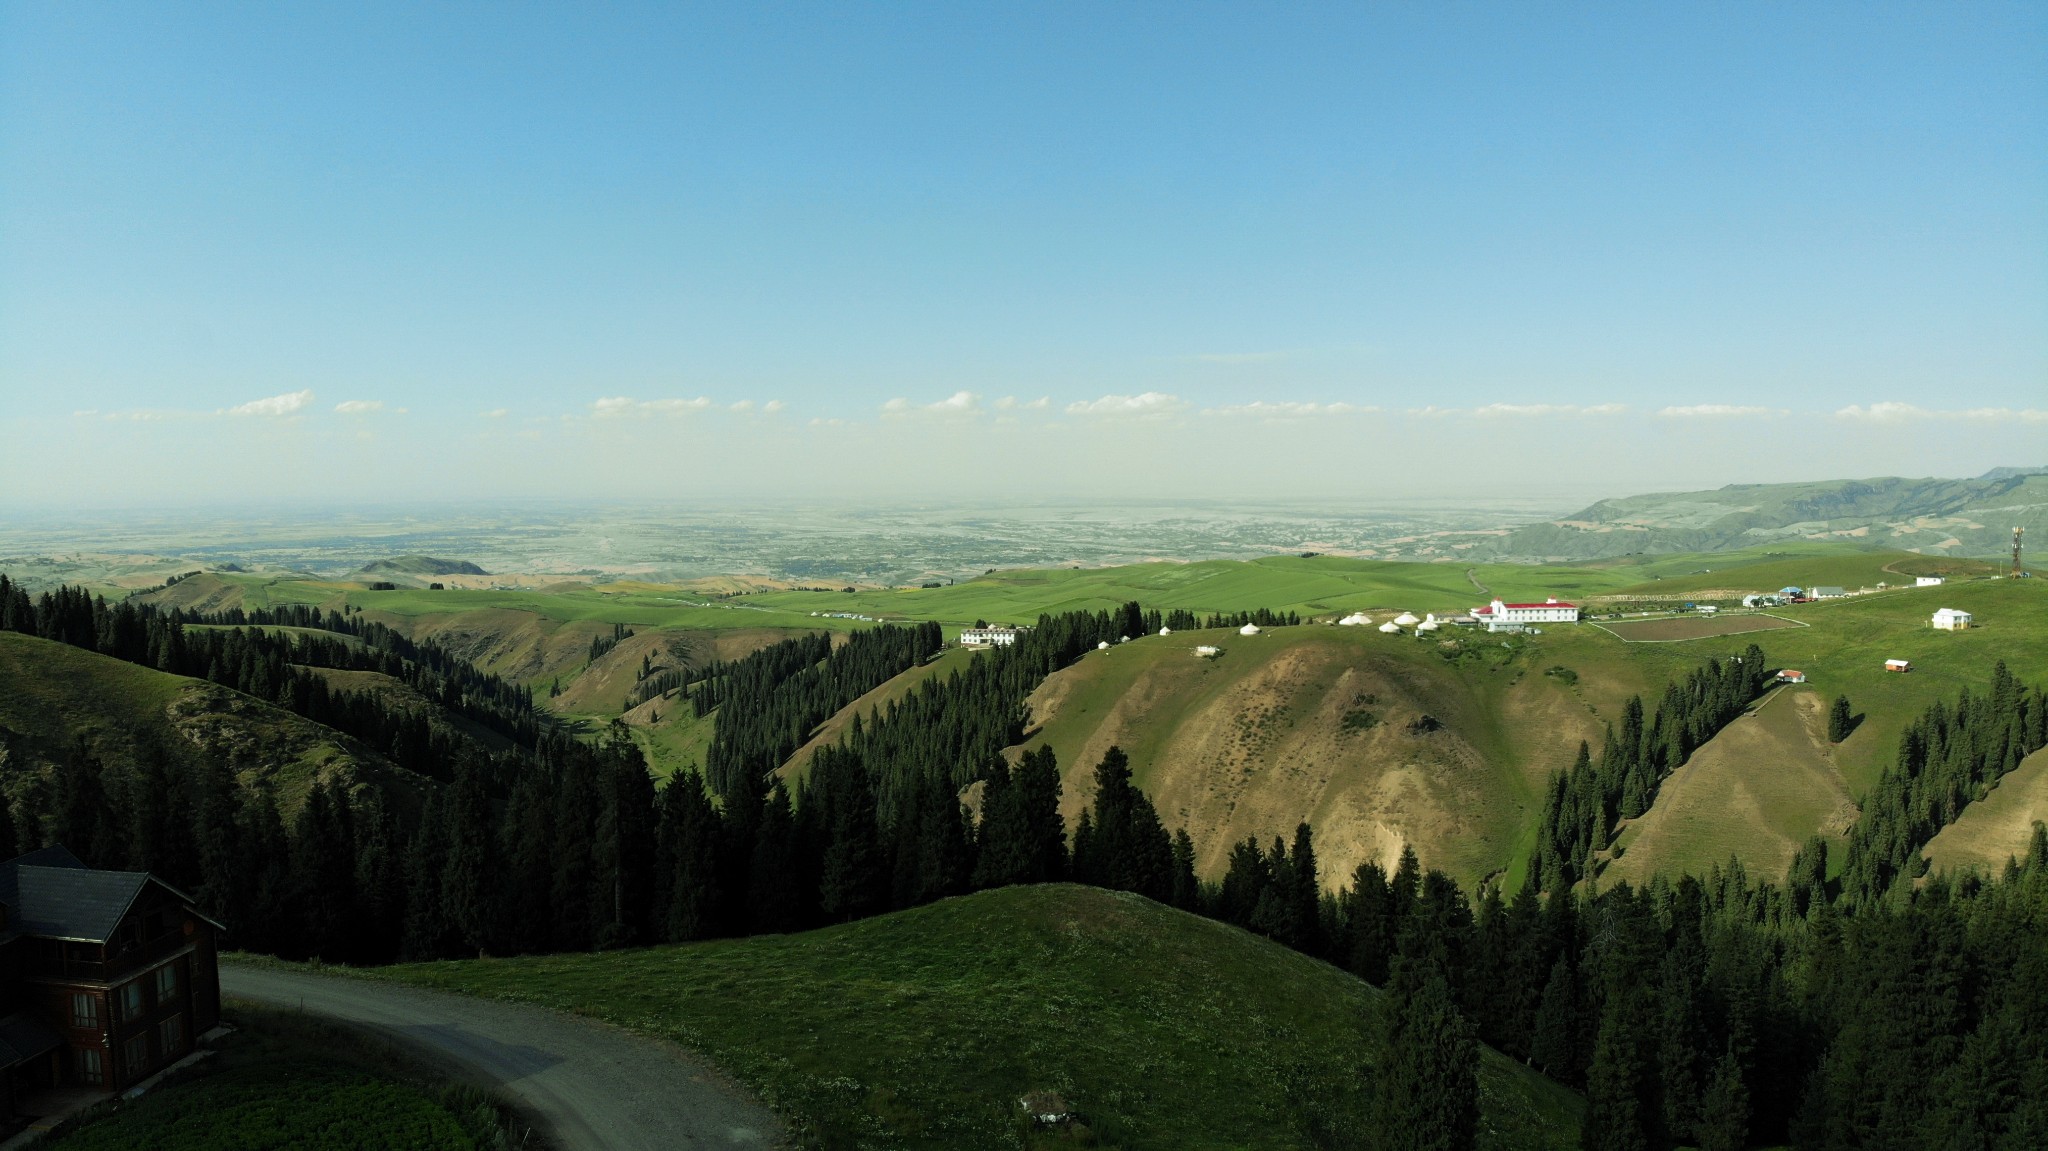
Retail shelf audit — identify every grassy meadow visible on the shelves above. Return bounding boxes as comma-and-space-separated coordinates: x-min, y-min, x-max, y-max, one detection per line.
38, 1004, 510, 1151
366, 884, 1582, 1150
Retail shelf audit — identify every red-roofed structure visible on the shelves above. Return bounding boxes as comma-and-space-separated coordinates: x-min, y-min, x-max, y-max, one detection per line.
1471, 597, 1579, 631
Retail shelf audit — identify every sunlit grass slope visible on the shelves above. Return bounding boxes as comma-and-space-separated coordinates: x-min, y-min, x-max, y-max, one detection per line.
371, 884, 1581, 1150
1923, 747, 2048, 878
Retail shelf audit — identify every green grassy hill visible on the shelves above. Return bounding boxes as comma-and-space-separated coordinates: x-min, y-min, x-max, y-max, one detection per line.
367, 884, 1582, 1150
356, 554, 488, 577
121, 555, 2048, 889
0, 632, 432, 823
1464, 471, 2048, 562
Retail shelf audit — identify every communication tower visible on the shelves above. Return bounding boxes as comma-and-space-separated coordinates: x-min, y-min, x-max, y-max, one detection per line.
2015, 527, 2026, 579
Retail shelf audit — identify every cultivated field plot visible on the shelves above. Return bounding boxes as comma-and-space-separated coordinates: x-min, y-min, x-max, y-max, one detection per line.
1596, 614, 1806, 642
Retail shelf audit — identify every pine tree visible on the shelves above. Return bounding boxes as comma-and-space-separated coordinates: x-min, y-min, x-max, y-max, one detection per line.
1531, 957, 1579, 1082
748, 782, 805, 933
658, 771, 724, 942
53, 737, 120, 866
1828, 694, 1854, 743
1582, 996, 1651, 1151
1696, 1047, 1749, 1151
1372, 963, 1480, 1151
442, 755, 501, 956
1170, 828, 1199, 911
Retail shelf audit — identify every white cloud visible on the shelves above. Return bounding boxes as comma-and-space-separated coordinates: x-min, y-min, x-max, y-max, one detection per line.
1472, 402, 1626, 418
484, 408, 509, 418
995, 395, 1052, 411
764, 400, 786, 413
1201, 400, 1378, 418
1582, 403, 1629, 415
809, 417, 846, 427
926, 390, 980, 414
1064, 392, 1188, 418
592, 396, 721, 417
881, 392, 984, 418
730, 400, 755, 412
224, 389, 314, 417
1659, 404, 1787, 418
1835, 402, 2047, 423
334, 399, 384, 415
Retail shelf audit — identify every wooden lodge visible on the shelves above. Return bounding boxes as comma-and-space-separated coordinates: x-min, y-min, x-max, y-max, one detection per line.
1, 846, 224, 1120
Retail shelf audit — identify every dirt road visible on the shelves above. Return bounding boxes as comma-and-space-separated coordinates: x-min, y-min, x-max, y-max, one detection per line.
221, 965, 780, 1150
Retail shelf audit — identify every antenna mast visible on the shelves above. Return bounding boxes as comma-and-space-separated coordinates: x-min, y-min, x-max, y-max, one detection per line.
2015, 527, 2026, 579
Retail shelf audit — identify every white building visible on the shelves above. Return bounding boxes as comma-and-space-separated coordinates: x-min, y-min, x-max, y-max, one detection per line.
1392, 612, 1421, 627
1916, 576, 1945, 587
1470, 597, 1579, 633
1195, 645, 1221, 658
1239, 623, 1262, 636
1378, 621, 1402, 634
1337, 612, 1372, 627
1810, 586, 1847, 599
1932, 608, 1974, 631
960, 627, 1022, 647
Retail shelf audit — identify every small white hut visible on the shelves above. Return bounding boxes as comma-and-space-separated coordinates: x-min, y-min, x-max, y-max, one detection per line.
1239, 623, 1262, 636
1379, 621, 1402, 634
1196, 645, 1221, 658
1393, 612, 1421, 627
1159, 626, 1172, 636
1096, 640, 1111, 650
1337, 612, 1372, 627
1416, 620, 1441, 633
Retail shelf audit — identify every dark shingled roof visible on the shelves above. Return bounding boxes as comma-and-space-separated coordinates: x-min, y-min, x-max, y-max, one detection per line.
0, 1012, 63, 1069
3, 865, 151, 943
1, 846, 224, 942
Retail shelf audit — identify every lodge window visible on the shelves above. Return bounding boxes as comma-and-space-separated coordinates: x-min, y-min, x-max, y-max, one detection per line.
155, 962, 179, 1001
159, 1014, 185, 1055
123, 1033, 150, 1076
76, 1048, 102, 1085
71, 992, 98, 1029
120, 980, 144, 1022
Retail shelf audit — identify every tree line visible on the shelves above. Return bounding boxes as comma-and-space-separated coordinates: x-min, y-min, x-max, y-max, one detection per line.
1532, 645, 1775, 892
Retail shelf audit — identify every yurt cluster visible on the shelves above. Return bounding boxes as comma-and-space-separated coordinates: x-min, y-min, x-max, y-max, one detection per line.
1335, 610, 1449, 635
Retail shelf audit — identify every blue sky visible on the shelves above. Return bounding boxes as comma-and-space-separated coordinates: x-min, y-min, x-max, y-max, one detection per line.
2, 2, 2043, 505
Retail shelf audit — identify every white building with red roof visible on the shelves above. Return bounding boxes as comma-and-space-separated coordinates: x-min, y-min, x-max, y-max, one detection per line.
1471, 596, 1578, 632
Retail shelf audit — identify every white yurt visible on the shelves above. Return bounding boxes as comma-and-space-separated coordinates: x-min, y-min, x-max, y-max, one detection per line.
1097, 640, 1111, 650
1379, 621, 1402, 634
1393, 612, 1421, 627
1239, 622, 1262, 636
1416, 620, 1440, 633
1159, 626, 1172, 636
1337, 612, 1371, 627
1196, 645, 1221, 658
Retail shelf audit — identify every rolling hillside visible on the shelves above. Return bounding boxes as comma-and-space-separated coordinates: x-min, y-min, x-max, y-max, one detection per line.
368, 883, 1583, 1150
0, 631, 432, 822
116, 552, 2047, 889
1013, 624, 1592, 890
1465, 470, 2048, 562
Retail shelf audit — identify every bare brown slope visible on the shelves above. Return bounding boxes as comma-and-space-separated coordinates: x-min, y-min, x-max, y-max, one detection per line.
1922, 747, 2048, 876
1604, 688, 1858, 886
1018, 628, 1602, 890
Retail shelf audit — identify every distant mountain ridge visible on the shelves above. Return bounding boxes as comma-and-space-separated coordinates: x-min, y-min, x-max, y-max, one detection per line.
1462, 468, 2047, 562
356, 555, 488, 576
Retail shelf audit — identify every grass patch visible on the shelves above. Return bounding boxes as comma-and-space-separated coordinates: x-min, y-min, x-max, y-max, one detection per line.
1597, 614, 1806, 642
37, 1003, 521, 1151
364, 884, 1581, 1150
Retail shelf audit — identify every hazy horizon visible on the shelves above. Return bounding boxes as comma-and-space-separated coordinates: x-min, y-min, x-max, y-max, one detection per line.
5, 4, 2043, 506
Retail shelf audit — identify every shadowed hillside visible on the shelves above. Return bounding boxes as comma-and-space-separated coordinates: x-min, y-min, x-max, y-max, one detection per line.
0, 631, 432, 823
368, 883, 1583, 1150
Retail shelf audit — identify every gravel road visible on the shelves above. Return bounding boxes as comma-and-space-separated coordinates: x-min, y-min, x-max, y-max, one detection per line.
221, 965, 781, 1150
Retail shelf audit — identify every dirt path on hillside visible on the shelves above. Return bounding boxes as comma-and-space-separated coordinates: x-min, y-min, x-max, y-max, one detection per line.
221, 965, 780, 1150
